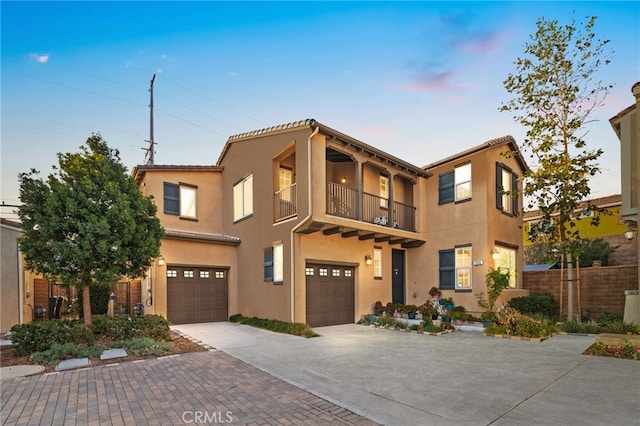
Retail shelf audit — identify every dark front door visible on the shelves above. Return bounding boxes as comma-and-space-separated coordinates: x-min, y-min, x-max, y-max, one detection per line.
392, 249, 405, 304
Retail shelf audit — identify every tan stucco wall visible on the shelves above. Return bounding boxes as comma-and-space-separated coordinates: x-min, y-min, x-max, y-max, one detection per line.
293, 232, 392, 323
413, 145, 524, 315
139, 169, 225, 234
150, 238, 238, 320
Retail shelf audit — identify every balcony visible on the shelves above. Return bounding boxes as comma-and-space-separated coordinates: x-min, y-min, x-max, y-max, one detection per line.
274, 183, 297, 222
326, 182, 416, 232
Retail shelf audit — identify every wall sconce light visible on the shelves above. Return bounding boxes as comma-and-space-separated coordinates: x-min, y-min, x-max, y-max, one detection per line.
340, 177, 347, 184
157, 255, 165, 266
624, 229, 635, 240
491, 248, 500, 260
364, 255, 372, 265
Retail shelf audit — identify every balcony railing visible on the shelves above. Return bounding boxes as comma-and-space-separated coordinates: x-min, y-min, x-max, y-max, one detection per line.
327, 182, 416, 231
274, 183, 297, 222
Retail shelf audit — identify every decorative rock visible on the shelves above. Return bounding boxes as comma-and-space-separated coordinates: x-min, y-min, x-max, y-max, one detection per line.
56, 358, 90, 371
100, 348, 128, 360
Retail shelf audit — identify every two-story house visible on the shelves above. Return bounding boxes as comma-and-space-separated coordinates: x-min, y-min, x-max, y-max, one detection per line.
130, 119, 527, 327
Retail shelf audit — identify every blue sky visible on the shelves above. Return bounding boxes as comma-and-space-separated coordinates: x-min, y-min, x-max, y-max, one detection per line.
2, 1, 638, 220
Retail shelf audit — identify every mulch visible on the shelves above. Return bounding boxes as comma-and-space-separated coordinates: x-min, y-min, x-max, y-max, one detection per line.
0, 331, 206, 375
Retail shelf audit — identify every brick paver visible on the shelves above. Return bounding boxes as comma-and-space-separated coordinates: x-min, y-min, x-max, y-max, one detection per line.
1, 351, 378, 425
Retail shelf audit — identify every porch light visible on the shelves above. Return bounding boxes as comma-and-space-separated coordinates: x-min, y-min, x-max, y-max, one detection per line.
624, 229, 635, 240
157, 255, 165, 266
491, 248, 500, 260
340, 177, 347, 184
364, 255, 373, 265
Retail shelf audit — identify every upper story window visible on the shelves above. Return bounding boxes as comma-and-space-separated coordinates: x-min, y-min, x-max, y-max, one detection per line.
439, 163, 471, 204
496, 163, 518, 215
279, 167, 293, 201
233, 174, 253, 222
163, 182, 197, 219
439, 245, 472, 290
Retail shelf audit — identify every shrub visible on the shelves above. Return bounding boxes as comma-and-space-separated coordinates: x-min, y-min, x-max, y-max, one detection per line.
358, 315, 378, 325
424, 325, 445, 333
604, 321, 639, 335
77, 282, 111, 316
132, 315, 171, 340
597, 312, 624, 325
10, 319, 94, 355
228, 314, 319, 338
509, 292, 557, 318
31, 342, 105, 364
495, 306, 558, 338
91, 315, 134, 340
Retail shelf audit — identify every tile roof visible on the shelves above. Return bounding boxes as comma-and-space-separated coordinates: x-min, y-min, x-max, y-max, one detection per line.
164, 228, 240, 245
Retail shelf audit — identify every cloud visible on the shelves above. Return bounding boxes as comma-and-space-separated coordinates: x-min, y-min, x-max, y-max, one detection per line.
30, 53, 49, 63
404, 71, 456, 92
455, 32, 503, 55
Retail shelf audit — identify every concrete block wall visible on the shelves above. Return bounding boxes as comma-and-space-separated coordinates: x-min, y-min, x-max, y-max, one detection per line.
523, 265, 638, 319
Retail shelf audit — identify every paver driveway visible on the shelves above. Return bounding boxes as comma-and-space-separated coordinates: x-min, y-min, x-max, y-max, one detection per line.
1, 349, 377, 425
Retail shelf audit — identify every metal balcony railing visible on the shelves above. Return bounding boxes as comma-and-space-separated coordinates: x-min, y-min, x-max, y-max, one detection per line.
274, 183, 297, 222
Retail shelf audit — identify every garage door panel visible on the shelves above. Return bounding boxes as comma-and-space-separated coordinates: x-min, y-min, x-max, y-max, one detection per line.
306, 263, 354, 328
167, 266, 228, 325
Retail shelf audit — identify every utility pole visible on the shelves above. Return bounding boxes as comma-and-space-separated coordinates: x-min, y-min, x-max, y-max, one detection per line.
145, 73, 156, 165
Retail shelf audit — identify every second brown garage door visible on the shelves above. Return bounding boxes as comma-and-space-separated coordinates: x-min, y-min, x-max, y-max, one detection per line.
166, 265, 228, 324
305, 263, 355, 327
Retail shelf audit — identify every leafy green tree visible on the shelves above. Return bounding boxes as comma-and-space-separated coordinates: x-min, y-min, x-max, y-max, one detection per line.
18, 134, 164, 325
500, 15, 612, 320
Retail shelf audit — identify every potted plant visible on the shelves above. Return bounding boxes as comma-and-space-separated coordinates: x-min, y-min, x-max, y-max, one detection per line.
429, 286, 442, 300
480, 310, 497, 327
450, 306, 467, 328
405, 305, 418, 319
419, 300, 438, 320
441, 297, 454, 311
393, 303, 404, 318
373, 301, 384, 316
385, 302, 394, 316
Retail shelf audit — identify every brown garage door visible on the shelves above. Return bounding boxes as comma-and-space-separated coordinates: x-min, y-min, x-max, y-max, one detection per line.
167, 265, 228, 324
305, 263, 354, 327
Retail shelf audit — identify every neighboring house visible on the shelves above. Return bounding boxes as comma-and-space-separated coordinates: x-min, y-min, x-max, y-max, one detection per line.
132, 119, 527, 326
610, 81, 640, 323
1, 218, 24, 332
522, 194, 637, 266
131, 165, 240, 324
422, 136, 528, 312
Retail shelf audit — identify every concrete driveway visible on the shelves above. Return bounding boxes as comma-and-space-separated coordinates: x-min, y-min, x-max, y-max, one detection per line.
172, 322, 640, 426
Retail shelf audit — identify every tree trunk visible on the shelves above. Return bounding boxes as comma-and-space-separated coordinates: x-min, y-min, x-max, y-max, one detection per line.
566, 252, 574, 322
82, 284, 92, 325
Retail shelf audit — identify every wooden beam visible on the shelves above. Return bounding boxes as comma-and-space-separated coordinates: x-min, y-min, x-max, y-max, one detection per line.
374, 235, 391, 243
323, 227, 341, 236
389, 238, 406, 245
401, 240, 426, 249
341, 230, 359, 238
358, 233, 376, 240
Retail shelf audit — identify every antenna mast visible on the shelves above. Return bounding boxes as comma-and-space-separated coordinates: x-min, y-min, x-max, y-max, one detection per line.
144, 73, 156, 165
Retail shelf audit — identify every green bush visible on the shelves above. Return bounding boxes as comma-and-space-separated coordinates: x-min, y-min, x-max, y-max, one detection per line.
495, 306, 558, 338
77, 282, 112, 316
91, 315, 134, 340
10, 319, 95, 355
509, 292, 557, 318
229, 314, 319, 338
604, 321, 639, 335
31, 342, 105, 364
132, 315, 171, 340
597, 311, 624, 325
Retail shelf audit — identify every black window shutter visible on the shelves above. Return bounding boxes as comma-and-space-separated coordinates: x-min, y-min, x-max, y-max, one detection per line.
496, 163, 504, 211
163, 182, 179, 215
512, 172, 519, 215
264, 247, 274, 282
439, 172, 454, 205
439, 249, 455, 289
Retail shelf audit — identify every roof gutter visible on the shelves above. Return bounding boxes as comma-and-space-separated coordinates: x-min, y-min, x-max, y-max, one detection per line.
290, 122, 319, 322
